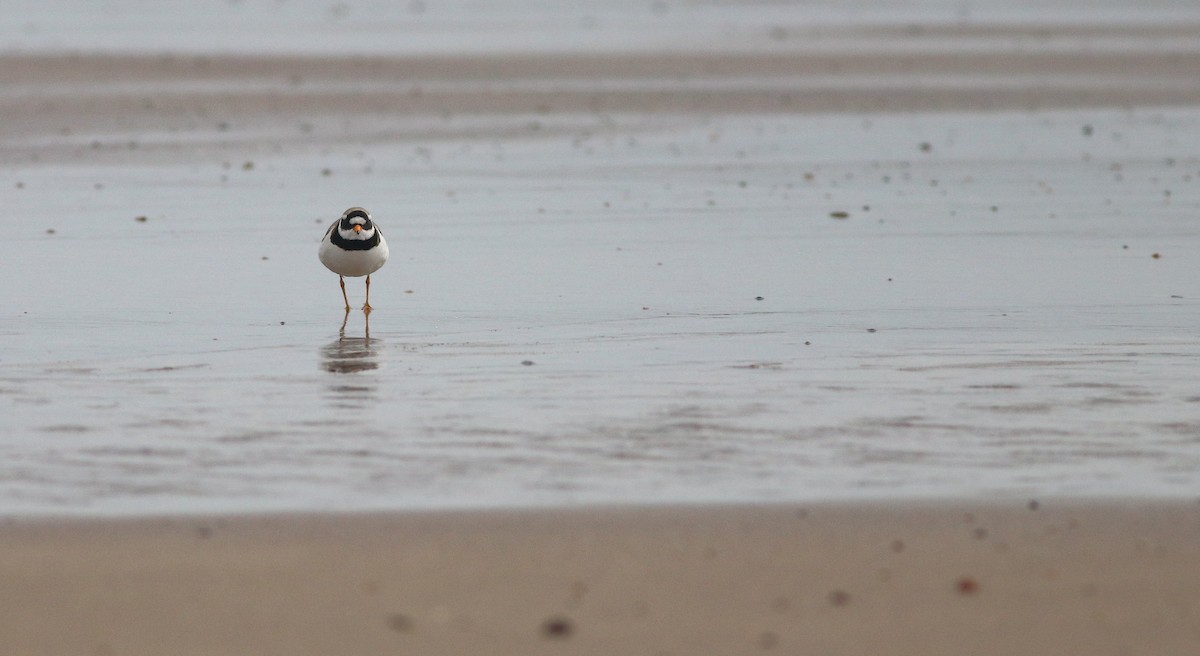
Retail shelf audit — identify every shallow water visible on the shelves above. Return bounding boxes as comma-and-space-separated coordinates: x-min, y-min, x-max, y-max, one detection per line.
2, 1, 1200, 514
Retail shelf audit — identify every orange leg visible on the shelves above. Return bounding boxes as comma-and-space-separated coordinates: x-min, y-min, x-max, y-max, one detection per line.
363, 275, 373, 313
339, 276, 350, 311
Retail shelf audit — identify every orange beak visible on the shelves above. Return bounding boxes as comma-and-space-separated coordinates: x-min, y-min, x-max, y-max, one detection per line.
352, 225, 363, 233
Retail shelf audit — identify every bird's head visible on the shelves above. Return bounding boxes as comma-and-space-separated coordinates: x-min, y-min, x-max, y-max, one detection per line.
338, 207, 375, 240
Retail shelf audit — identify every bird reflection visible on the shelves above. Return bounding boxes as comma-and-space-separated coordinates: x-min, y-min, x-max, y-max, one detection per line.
322, 309, 379, 374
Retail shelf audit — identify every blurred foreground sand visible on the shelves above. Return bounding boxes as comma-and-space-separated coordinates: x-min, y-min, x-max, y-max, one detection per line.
2, 502, 1199, 655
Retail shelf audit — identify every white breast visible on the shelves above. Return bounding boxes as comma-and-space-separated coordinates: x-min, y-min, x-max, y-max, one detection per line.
319, 223, 390, 277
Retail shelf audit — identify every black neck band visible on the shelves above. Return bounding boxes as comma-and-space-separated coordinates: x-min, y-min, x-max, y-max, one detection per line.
330, 228, 381, 251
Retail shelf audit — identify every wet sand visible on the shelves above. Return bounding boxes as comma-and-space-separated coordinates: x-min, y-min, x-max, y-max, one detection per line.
3, 18, 1200, 510
3, 501, 1200, 655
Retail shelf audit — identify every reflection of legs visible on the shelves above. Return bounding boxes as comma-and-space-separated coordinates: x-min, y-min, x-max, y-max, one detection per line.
364, 308, 371, 340
363, 275, 373, 313
339, 307, 350, 338
339, 276, 350, 311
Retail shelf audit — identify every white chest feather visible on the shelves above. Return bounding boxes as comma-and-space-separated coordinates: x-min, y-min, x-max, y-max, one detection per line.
319, 222, 390, 277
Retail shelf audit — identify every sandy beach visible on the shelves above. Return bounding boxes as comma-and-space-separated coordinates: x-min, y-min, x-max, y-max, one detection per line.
3, 0, 1200, 652
4, 501, 1200, 655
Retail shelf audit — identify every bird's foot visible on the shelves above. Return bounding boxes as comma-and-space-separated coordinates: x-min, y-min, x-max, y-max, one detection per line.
362, 303, 373, 313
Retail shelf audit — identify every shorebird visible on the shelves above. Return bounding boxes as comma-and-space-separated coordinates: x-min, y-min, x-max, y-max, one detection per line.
318, 207, 390, 312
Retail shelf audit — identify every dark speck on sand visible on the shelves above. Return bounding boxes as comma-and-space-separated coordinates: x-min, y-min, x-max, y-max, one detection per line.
386, 613, 413, 633
828, 590, 851, 606
541, 616, 574, 639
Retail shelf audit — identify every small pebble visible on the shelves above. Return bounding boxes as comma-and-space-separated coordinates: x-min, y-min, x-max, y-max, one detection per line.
521, 360, 535, 366
541, 616, 574, 639
829, 211, 850, 219
385, 613, 413, 633
135, 216, 148, 222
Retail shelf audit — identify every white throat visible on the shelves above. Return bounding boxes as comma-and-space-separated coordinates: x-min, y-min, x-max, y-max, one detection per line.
338, 225, 375, 241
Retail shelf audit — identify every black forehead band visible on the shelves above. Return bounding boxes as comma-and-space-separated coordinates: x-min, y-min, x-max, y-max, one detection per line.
345, 210, 370, 221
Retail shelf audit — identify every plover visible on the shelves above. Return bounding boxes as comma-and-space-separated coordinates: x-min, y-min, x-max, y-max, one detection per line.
319, 207, 390, 312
